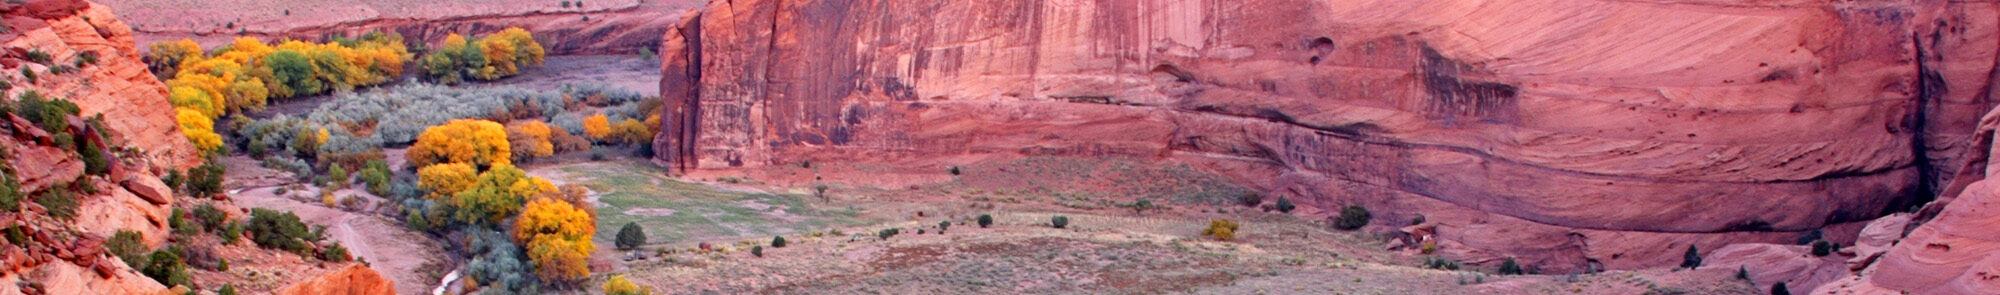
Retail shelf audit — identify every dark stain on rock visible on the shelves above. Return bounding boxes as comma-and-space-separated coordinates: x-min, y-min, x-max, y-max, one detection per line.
1420, 47, 1519, 124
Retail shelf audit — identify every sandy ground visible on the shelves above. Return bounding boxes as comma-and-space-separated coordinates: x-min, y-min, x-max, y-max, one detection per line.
223, 156, 449, 295
479, 54, 662, 97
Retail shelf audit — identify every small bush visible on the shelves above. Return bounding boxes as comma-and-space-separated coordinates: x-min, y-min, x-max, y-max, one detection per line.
1735, 266, 1751, 281
106, 230, 149, 267
360, 160, 391, 196
937, 220, 950, 233
948, 166, 961, 176
1051, 215, 1069, 229
320, 243, 352, 262
615, 222, 646, 250
751, 245, 764, 257
184, 159, 226, 198
247, 208, 311, 254
1334, 205, 1370, 230
1423, 256, 1461, 270
1275, 197, 1296, 214
0, 173, 20, 212
34, 186, 75, 220
169, 208, 200, 236
771, 235, 787, 248
1810, 240, 1833, 257
218, 284, 237, 295
24, 49, 50, 64
1203, 219, 1239, 241
20, 68, 34, 84
603, 275, 651, 295
1679, 245, 1702, 270
219, 222, 243, 244
142, 247, 189, 287
1771, 282, 1790, 295
977, 214, 993, 228
1237, 194, 1262, 207
877, 228, 899, 241
1497, 258, 1523, 275
192, 204, 228, 232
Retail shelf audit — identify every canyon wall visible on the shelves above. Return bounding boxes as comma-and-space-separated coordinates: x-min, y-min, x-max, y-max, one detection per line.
653, 0, 2000, 271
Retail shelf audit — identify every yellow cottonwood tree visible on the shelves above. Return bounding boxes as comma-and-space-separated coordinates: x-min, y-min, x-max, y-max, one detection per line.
506, 120, 555, 160
450, 164, 553, 225
175, 108, 223, 153
417, 163, 478, 199
582, 113, 612, 142
517, 197, 594, 283
407, 119, 511, 168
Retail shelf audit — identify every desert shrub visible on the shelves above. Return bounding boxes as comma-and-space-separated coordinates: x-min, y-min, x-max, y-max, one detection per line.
978, 214, 993, 228
247, 208, 311, 253
1810, 240, 1833, 257
0, 173, 19, 212
1275, 197, 1296, 213
19, 68, 33, 84
76, 50, 98, 68
610, 117, 655, 145
408, 119, 511, 169
1423, 256, 1461, 270
948, 166, 961, 176
14, 91, 78, 134
603, 274, 651, 295
937, 220, 950, 233
170, 208, 200, 236
325, 164, 350, 188
1334, 205, 1371, 231
217, 284, 237, 295
465, 230, 537, 293
360, 160, 392, 196
1051, 215, 1070, 229
1203, 219, 1239, 241
1772, 282, 1790, 295
615, 222, 645, 250
1736, 266, 1751, 281
106, 230, 149, 267
23, 49, 49, 64
142, 247, 190, 287
772, 235, 788, 248
33, 186, 75, 220
1795, 229, 1824, 245
320, 242, 352, 262
1680, 245, 1702, 270
184, 158, 227, 198
1498, 257, 1524, 275
751, 245, 765, 257
1237, 193, 1262, 207
219, 221, 243, 244
877, 228, 900, 241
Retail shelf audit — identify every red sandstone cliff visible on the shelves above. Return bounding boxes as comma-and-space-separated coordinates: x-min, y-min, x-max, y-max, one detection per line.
653, 0, 2000, 271
276, 264, 396, 295
1824, 106, 2000, 294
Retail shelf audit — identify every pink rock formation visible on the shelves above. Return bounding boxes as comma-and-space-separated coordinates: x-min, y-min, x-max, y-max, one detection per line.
1855, 107, 2000, 294
653, 0, 2000, 271
1706, 243, 1848, 293
277, 264, 397, 295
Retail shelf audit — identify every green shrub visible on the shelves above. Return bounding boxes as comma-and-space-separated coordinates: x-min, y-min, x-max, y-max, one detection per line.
1679, 245, 1702, 270
34, 186, 75, 220
1334, 205, 1370, 231
141, 247, 189, 287
977, 214, 993, 228
877, 228, 899, 241
948, 166, 961, 176
14, 91, 78, 134
1051, 215, 1069, 229
217, 259, 228, 272
75, 51, 98, 68
751, 245, 763, 258
217, 284, 237, 295
325, 164, 350, 189
0, 173, 20, 212
105, 230, 149, 267
247, 208, 311, 253
937, 220, 950, 233
1275, 197, 1296, 214
20, 68, 34, 84
360, 160, 391, 196
184, 159, 226, 198
1423, 256, 1461, 270
169, 208, 200, 236
79, 141, 107, 176
24, 49, 50, 64
1497, 258, 1523, 275
771, 235, 787, 248
219, 221, 243, 244
192, 204, 228, 231
320, 242, 351, 262
1735, 266, 1751, 281
1810, 240, 1832, 257
1771, 282, 1790, 295
615, 222, 645, 250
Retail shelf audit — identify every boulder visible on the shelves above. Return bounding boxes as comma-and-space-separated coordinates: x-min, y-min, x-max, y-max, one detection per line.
118, 174, 171, 205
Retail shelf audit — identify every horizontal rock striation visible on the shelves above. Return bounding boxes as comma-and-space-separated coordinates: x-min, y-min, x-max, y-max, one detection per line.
653, 0, 2000, 271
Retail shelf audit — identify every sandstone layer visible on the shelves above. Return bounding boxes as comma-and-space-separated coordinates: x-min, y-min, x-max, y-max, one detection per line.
653, 0, 2000, 271
277, 264, 397, 295
99, 0, 703, 55
1843, 105, 2000, 294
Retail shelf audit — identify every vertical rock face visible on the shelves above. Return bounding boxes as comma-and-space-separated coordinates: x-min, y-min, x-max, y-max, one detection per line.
654, 0, 2000, 271
1854, 106, 2000, 294
2, 0, 199, 170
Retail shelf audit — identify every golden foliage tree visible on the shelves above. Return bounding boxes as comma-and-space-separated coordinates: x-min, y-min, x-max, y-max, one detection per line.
582, 113, 612, 142
146, 39, 202, 78
603, 275, 651, 295
175, 108, 223, 153
407, 119, 512, 168
416, 163, 478, 199
517, 197, 594, 283
506, 120, 555, 160
450, 164, 553, 225
611, 118, 654, 145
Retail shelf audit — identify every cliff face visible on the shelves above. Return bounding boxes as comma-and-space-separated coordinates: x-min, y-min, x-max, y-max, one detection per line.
277, 264, 396, 295
1843, 106, 2000, 294
653, 0, 2000, 271
0, 0, 206, 293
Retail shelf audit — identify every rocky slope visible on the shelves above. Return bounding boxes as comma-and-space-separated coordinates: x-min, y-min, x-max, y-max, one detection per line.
652, 0, 2000, 272
1823, 106, 2000, 294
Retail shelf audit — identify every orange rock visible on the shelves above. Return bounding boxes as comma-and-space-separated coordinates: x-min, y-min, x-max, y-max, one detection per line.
277, 264, 397, 295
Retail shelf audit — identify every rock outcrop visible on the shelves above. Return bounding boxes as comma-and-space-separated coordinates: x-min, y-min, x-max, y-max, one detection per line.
276, 264, 396, 295
100, 0, 704, 55
1844, 106, 2000, 294
653, 0, 2000, 271
0, 0, 204, 293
